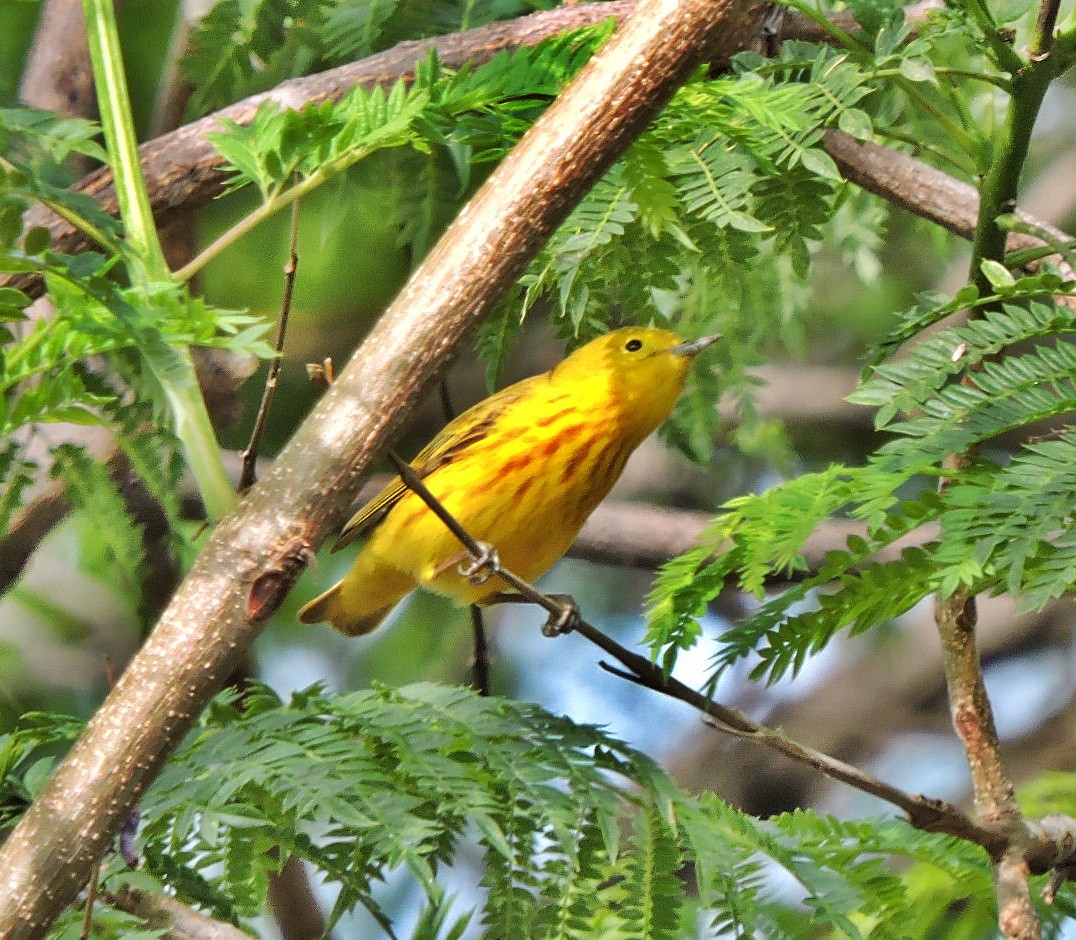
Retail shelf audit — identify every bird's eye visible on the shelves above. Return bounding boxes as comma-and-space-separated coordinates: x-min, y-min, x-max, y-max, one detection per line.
624, 338, 643, 352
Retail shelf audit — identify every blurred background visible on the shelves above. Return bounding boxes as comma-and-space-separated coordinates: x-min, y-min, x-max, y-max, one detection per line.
3, 0, 1076, 933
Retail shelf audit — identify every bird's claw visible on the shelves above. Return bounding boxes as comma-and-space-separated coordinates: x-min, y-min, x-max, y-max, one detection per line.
459, 542, 500, 584
541, 596, 580, 637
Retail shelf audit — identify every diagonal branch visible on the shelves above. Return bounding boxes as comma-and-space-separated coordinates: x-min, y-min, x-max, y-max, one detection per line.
0, 0, 757, 934
383, 442, 1070, 860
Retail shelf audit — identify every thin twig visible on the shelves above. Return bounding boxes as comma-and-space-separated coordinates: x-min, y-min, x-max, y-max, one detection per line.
1031, 0, 1061, 56
78, 859, 100, 940
433, 377, 494, 693
239, 192, 301, 493
385, 451, 1009, 853
470, 605, 492, 696
106, 887, 252, 940
438, 378, 455, 422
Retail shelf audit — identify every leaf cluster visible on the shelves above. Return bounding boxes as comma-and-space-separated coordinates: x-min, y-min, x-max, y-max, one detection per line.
0, 110, 274, 613
648, 269, 1076, 685
180, 0, 558, 118
5, 685, 1062, 938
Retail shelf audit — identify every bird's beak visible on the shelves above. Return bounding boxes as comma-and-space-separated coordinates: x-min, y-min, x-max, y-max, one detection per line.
671, 334, 721, 358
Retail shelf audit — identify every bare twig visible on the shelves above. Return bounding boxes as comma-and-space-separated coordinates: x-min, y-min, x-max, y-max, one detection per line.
385, 450, 1010, 851
77, 860, 100, 940
1031, 0, 1062, 56
239, 193, 301, 493
470, 605, 493, 696
432, 377, 493, 694
671, 594, 1075, 817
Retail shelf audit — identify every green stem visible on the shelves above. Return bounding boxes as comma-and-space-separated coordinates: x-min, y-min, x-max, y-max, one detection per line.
780, 0, 871, 54
82, 0, 236, 520
82, 0, 169, 284
871, 66, 1012, 91
968, 62, 1053, 295
155, 351, 238, 520
959, 0, 1025, 74
175, 143, 383, 283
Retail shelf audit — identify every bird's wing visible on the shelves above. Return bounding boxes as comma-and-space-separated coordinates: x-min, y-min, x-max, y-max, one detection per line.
331, 379, 535, 552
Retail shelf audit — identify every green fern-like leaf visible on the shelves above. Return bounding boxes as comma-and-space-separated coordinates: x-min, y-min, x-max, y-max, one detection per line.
322, 0, 404, 61
646, 465, 944, 683
876, 333, 1076, 471
934, 432, 1076, 607
49, 444, 147, 596
0, 442, 37, 538
182, 0, 329, 118
139, 684, 681, 930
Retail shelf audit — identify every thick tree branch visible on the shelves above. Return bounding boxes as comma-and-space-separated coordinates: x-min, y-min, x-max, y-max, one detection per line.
0, 0, 757, 933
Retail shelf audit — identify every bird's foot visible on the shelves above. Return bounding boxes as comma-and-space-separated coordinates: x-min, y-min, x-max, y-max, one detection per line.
541, 595, 580, 637
459, 542, 500, 585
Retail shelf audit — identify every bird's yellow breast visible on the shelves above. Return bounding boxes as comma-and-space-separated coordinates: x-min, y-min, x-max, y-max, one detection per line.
361, 384, 636, 604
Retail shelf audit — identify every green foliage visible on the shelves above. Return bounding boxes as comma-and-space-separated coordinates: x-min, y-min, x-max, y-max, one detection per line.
50, 443, 147, 594
0, 105, 271, 614
180, 0, 563, 117
0, 107, 107, 168
648, 287, 1076, 684
181, 0, 331, 118
646, 464, 945, 682
209, 79, 432, 201
5, 0, 1076, 934
139, 682, 684, 932
6, 685, 1053, 938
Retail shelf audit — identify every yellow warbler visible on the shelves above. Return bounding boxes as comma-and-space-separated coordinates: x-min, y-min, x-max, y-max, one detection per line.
299, 327, 718, 635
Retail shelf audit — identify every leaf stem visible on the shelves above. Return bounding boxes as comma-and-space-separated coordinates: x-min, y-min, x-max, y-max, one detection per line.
176, 138, 405, 283
81, 0, 169, 284
81, 0, 238, 520
968, 49, 1054, 295
157, 358, 237, 520
958, 0, 1025, 74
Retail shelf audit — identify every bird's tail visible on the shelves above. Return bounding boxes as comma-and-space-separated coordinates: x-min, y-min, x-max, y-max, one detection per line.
298, 555, 414, 636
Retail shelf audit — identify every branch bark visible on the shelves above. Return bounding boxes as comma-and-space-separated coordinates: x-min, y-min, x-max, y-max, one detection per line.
823, 129, 1076, 289
0, 0, 759, 934
106, 887, 250, 940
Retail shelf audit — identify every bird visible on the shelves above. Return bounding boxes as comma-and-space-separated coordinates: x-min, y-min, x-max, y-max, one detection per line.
298, 326, 719, 635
